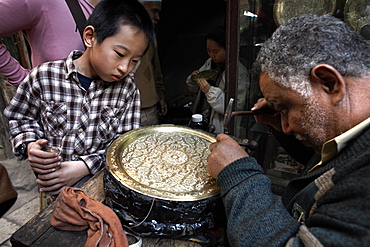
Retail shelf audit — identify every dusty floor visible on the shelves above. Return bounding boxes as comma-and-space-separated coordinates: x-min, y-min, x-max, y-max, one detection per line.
0, 151, 39, 246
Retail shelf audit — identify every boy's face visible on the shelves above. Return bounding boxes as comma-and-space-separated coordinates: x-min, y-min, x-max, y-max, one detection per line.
87, 25, 148, 82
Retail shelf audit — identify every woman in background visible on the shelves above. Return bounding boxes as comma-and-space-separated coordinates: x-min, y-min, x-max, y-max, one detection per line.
186, 26, 250, 136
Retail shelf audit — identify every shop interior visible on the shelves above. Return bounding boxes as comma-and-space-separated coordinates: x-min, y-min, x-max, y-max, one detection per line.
1, 0, 369, 245
154, 0, 357, 193
0, 0, 365, 195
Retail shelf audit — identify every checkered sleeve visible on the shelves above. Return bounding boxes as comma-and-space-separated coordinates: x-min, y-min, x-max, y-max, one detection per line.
4, 69, 45, 157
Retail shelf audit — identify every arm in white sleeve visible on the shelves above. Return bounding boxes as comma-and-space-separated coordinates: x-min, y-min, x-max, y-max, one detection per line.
206, 85, 224, 114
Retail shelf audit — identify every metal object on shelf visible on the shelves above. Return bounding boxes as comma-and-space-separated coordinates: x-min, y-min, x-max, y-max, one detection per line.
344, 0, 370, 43
273, 0, 337, 26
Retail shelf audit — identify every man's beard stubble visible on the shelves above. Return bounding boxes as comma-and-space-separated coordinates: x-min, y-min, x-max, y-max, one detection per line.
294, 98, 330, 153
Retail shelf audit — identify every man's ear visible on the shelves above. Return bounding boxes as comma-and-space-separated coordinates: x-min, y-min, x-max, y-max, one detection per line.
311, 64, 345, 104
83, 25, 95, 48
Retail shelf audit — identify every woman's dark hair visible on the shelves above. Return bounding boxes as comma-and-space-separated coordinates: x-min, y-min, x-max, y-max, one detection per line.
205, 26, 226, 49
86, 0, 154, 44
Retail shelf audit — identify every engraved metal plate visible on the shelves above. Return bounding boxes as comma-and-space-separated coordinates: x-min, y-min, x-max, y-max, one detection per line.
106, 125, 219, 201
191, 70, 218, 82
273, 0, 337, 26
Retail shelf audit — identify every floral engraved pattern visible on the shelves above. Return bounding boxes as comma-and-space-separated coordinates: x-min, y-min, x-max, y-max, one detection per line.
107, 125, 220, 201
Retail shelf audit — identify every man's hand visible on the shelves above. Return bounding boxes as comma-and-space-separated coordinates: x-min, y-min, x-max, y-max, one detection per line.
252, 98, 282, 132
28, 139, 61, 175
207, 134, 249, 178
37, 160, 90, 195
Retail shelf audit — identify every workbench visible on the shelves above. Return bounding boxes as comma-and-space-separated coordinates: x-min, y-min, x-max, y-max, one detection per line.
10, 169, 202, 247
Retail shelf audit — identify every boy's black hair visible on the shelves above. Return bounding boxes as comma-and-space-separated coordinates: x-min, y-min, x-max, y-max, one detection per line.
86, 0, 154, 45
205, 26, 226, 49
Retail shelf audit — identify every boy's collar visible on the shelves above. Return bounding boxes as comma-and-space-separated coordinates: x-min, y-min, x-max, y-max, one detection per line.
65, 50, 84, 80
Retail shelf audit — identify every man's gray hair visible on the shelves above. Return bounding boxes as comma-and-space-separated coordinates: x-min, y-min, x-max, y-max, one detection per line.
253, 14, 370, 98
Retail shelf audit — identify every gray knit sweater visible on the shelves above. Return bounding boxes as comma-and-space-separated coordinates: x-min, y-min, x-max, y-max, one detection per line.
217, 127, 370, 246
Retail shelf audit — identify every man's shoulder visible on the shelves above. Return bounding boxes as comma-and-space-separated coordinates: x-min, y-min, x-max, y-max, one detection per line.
326, 126, 370, 181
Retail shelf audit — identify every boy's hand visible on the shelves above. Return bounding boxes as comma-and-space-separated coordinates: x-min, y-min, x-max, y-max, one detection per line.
252, 98, 282, 132
37, 160, 90, 195
28, 139, 61, 175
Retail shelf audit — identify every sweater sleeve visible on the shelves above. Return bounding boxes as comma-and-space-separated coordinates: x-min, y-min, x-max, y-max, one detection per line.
216, 157, 300, 246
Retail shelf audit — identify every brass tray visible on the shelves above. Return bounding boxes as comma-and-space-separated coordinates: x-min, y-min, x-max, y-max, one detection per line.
191, 70, 218, 82
273, 0, 337, 26
106, 125, 219, 201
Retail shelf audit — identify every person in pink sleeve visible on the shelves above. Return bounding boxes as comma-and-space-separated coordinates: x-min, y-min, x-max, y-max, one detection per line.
0, 0, 99, 86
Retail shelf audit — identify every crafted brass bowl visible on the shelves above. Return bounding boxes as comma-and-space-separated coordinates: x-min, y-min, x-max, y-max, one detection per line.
106, 125, 219, 201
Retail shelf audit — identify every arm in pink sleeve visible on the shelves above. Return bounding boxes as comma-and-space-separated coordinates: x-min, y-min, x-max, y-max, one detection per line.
0, 0, 33, 86
0, 42, 29, 86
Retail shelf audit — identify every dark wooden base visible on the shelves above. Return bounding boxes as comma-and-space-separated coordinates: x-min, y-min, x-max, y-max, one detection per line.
10, 170, 201, 247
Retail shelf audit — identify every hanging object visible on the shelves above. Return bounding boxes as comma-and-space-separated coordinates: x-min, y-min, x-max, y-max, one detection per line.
273, 0, 337, 26
344, 0, 370, 43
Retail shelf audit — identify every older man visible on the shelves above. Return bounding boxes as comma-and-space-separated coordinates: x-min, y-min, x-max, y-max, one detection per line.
207, 14, 370, 246
135, 0, 167, 126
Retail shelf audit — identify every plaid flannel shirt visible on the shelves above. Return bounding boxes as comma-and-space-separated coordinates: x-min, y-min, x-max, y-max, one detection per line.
4, 51, 141, 174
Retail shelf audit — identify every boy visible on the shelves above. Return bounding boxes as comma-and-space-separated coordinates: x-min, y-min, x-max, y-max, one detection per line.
4, 0, 154, 196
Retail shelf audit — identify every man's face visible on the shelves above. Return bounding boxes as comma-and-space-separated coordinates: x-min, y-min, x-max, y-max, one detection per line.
143, 2, 162, 25
259, 73, 337, 153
